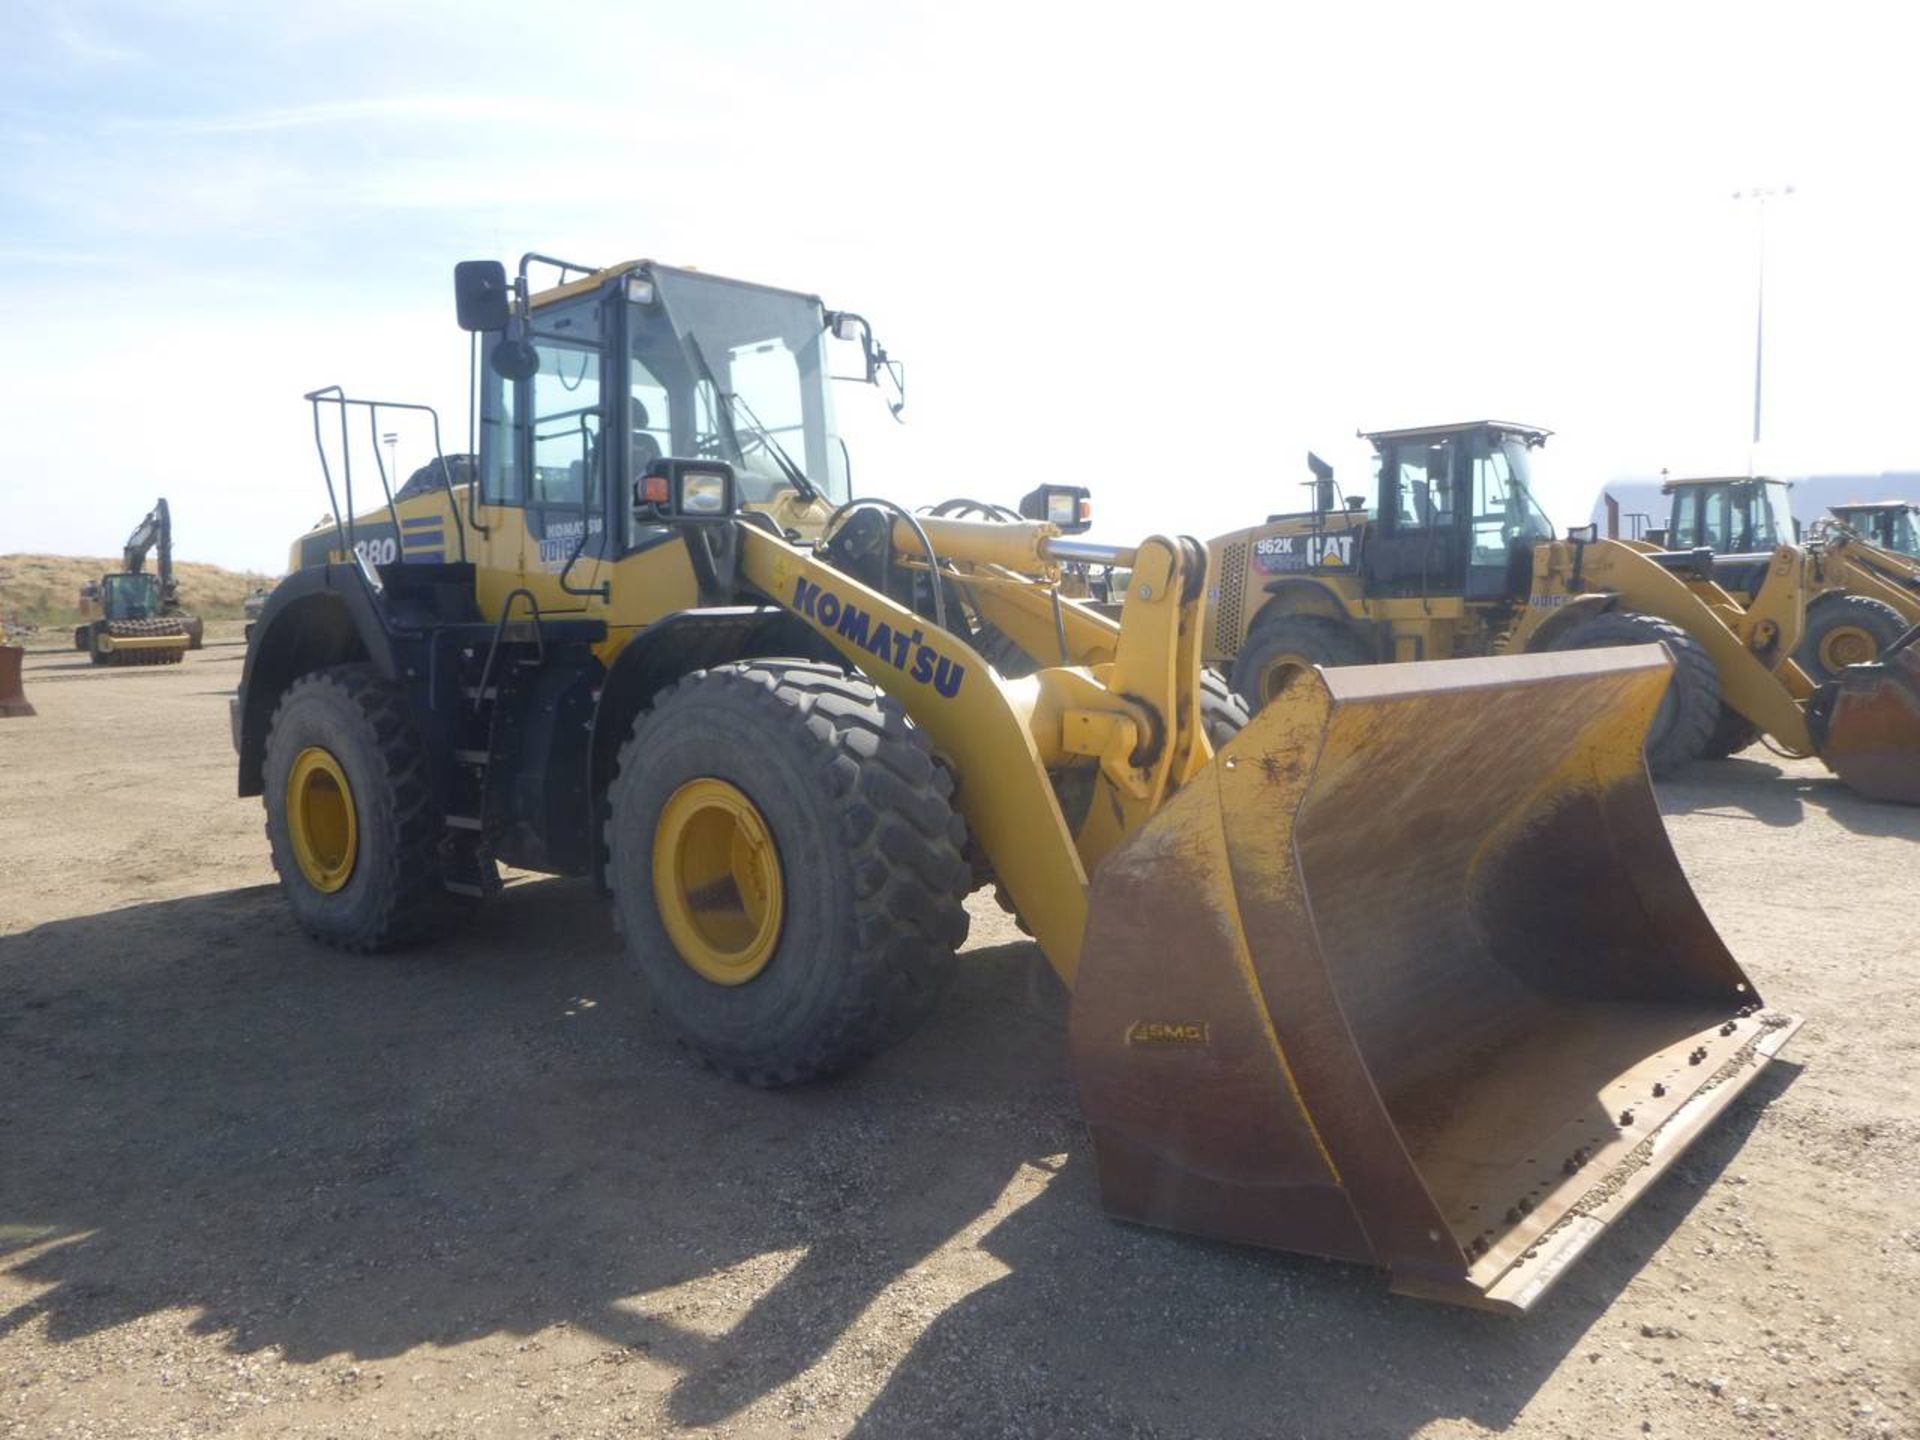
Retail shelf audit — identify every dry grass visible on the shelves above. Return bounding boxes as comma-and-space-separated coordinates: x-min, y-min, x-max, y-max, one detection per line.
0, 554, 273, 633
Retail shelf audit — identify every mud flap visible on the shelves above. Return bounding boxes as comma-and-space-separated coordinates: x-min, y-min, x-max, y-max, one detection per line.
1810, 625, 1920, 805
0, 644, 33, 718
1068, 645, 1801, 1312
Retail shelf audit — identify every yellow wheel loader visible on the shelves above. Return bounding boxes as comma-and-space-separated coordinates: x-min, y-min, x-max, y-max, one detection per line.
236, 257, 1803, 1312
1205, 422, 1920, 792
1643, 475, 1915, 684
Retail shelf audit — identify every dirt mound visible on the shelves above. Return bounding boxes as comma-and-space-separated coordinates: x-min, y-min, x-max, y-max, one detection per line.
0, 553, 273, 635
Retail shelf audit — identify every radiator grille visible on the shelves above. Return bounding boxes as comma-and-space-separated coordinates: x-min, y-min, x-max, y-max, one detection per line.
1218, 541, 1249, 653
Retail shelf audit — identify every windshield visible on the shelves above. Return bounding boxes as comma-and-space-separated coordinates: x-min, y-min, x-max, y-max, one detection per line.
1471, 436, 1554, 564
1671, 482, 1784, 552
635, 271, 847, 507
102, 573, 160, 621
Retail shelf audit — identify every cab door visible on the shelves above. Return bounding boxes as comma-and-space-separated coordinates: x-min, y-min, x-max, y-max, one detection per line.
1363, 434, 1467, 597
473, 293, 616, 618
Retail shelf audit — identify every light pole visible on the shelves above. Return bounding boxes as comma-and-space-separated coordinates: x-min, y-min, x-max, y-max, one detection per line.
1733, 186, 1794, 474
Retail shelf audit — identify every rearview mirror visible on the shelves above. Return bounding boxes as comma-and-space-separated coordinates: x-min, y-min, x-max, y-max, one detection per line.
454, 259, 511, 332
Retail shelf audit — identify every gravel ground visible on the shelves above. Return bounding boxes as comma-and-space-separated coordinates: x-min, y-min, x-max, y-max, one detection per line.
1, 644, 1915, 1439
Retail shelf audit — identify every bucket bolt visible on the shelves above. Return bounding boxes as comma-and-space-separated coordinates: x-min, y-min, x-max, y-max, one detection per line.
1689, 1046, 1708, 1065
1618, 1109, 1635, 1127
1720, 1020, 1738, 1036
1652, 1083, 1667, 1098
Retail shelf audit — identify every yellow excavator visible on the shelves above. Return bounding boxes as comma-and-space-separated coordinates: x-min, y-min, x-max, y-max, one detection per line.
1203, 422, 1919, 791
236, 256, 1802, 1312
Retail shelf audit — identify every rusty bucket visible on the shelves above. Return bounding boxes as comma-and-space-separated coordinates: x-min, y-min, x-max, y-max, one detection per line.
1068, 645, 1799, 1311
1810, 624, 1920, 805
0, 644, 34, 718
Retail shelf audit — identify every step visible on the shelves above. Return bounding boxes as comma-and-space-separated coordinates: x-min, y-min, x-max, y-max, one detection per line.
445, 814, 484, 831
442, 879, 489, 898
459, 686, 498, 701
452, 748, 491, 766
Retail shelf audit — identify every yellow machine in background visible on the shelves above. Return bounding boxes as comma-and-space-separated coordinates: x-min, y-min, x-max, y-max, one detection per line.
235, 257, 1802, 1311
1203, 422, 1918, 786
1641, 475, 1915, 684
73, 498, 199, 666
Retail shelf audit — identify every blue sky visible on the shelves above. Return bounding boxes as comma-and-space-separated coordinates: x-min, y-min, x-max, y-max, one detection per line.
3, 0, 1918, 570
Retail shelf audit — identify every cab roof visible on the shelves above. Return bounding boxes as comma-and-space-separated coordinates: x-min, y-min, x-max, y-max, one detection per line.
1832, 500, 1918, 513
527, 258, 825, 312
1661, 475, 1791, 493
1361, 420, 1552, 445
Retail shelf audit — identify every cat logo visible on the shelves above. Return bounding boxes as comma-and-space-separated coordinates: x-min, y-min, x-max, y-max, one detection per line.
1126, 1020, 1209, 1048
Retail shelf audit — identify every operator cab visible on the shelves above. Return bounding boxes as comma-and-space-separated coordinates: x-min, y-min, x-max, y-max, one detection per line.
1661, 476, 1794, 556
1360, 421, 1555, 600
1831, 502, 1920, 556
100, 572, 162, 622
457, 255, 901, 592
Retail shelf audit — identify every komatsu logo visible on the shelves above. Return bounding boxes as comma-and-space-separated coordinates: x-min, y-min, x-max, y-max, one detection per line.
1126, 1021, 1209, 1048
792, 578, 967, 699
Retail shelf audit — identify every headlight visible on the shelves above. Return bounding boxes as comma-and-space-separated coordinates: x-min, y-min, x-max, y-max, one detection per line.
1047, 492, 1077, 527
680, 471, 728, 514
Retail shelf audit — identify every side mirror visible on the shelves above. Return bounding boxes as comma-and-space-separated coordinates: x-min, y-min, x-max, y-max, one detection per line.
454, 259, 511, 333
490, 337, 540, 381
635, 458, 738, 520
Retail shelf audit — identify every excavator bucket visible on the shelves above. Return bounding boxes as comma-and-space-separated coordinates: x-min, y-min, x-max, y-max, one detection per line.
0, 644, 34, 718
1811, 624, 1920, 805
1069, 645, 1800, 1312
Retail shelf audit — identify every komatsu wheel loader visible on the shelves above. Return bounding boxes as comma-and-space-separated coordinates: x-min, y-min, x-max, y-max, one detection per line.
73, 498, 200, 665
1644, 476, 1915, 684
1205, 422, 1920, 792
236, 256, 1802, 1312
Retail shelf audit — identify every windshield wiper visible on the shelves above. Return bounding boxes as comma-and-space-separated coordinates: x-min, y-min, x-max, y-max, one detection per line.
682, 331, 818, 503
724, 389, 816, 503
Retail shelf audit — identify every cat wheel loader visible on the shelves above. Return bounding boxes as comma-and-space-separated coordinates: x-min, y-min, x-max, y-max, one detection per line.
1205, 422, 1920, 794
1641, 476, 1915, 684
73, 498, 199, 665
236, 256, 1802, 1312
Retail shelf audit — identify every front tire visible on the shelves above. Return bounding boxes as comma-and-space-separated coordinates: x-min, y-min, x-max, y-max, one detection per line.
262, 664, 470, 951
1795, 593, 1907, 684
1548, 610, 1721, 776
606, 660, 971, 1086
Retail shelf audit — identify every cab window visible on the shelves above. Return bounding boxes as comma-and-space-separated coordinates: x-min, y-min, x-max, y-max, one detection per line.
530, 334, 602, 510
1391, 439, 1455, 530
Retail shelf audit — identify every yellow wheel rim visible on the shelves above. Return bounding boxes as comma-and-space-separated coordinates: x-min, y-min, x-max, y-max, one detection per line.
286, 746, 358, 893
1260, 654, 1314, 704
652, 778, 784, 986
1819, 625, 1878, 673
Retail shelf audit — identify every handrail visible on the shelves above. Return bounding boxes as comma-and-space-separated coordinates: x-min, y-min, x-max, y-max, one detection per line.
302, 388, 470, 565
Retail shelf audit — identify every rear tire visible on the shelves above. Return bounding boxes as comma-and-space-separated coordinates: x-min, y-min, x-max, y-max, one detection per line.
606, 660, 971, 1086
1228, 613, 1372, 712
1548, 610, 1720, 776
1200, 667, 1250, 749
1795, 593, 1907, 684
262, 664, 470, 951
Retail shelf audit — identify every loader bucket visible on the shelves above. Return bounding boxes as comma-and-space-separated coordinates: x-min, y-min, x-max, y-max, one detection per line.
1810, 624, 1920, 805
1068, 645, 1800, 1312
0, 644, 34, 718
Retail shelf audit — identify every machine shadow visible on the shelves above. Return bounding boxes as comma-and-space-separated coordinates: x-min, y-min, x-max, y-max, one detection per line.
0, 882, 1073, 1422
0, 882, 1792, 1437
1659, 755, 1919, 837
